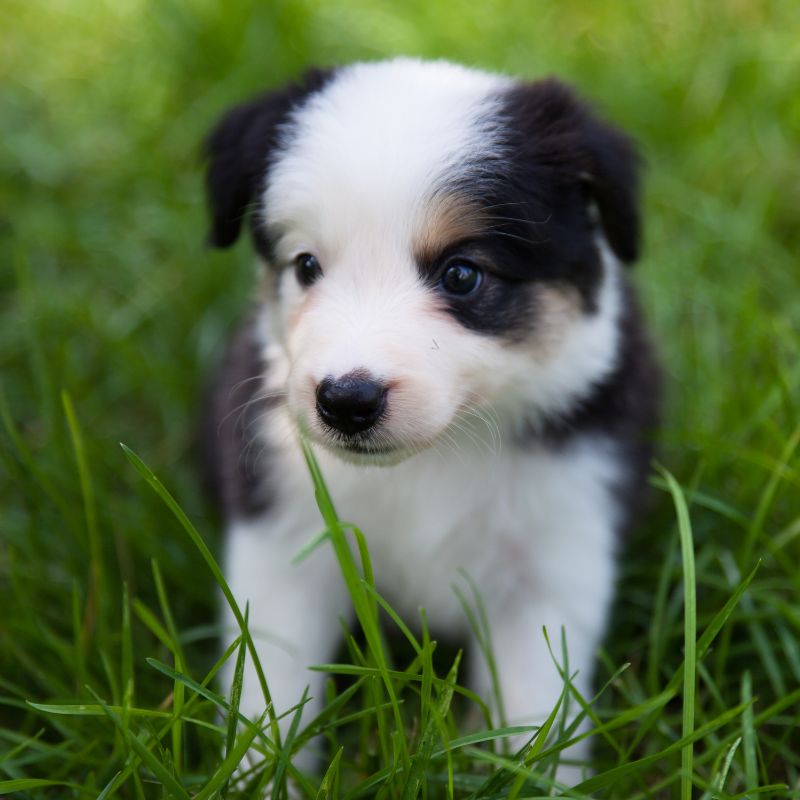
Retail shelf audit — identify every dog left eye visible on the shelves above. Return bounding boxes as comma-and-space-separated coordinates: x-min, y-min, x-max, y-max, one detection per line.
295, 253, 323, 287
440, 261, 482, 296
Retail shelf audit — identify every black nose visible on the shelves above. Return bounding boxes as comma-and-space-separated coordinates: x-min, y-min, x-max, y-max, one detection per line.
316, 373, 388, 435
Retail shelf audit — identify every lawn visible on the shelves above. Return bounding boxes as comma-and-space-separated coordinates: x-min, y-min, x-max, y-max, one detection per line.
1, 0, 799, 796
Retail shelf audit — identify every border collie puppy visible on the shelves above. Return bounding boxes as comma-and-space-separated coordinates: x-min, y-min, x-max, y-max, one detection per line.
202, 58, 660, 779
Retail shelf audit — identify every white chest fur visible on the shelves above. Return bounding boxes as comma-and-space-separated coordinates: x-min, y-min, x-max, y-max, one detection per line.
234, 412, 622, 638
223, 423, 622, 780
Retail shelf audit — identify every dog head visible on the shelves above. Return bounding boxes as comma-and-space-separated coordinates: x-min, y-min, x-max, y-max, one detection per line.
204, 58, 640, 463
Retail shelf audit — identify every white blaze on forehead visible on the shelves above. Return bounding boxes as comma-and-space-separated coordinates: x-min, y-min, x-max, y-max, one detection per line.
263, 58, 510, 260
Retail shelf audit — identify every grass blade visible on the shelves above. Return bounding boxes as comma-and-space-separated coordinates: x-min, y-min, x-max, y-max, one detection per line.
194, 712, 267, 800
120, 443, 279, 744
0, 779, 85, 792
575, 701, 750, 795
741, 671, 757, 794
226, 616, 248, 759
657, 465, 697, 800
300, 438, 409, 769
63, 390, 106, 644
152, 559, 186, 775
453, 570, 505, 729
402, 651, 461, 800
86, 686, 190, 799
316, 746, 344, 799
27, 702, 171, 719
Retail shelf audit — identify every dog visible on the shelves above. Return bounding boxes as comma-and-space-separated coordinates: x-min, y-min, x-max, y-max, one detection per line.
201, 57, 660, 782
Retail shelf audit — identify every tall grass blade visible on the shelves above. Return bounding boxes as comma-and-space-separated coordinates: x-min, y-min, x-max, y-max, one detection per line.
63, 390, 106, 643
152, 558, 186, 775
226, 615, 248, 758
402, 651, 461, 800
657, 466, 697, 800
120, 443, 279, 744
454, 570, 506, 729
741, 670, 757, 797
300, 437, 409, 769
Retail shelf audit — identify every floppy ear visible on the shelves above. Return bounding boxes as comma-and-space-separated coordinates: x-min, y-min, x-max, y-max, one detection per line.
203, 68, 332, 248
509, 78, 642, 264
578, 111, 642, 264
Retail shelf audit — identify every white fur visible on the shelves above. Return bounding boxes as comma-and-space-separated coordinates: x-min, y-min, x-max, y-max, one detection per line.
265, 58, 510, 262
221, 58, 630, 784
225, 420, 620, 776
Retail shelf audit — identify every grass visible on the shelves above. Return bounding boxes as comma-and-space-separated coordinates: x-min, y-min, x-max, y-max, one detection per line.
1, 0, 799, 796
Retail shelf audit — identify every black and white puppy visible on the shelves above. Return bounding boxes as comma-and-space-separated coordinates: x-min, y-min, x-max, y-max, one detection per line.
202, 58, 660, 777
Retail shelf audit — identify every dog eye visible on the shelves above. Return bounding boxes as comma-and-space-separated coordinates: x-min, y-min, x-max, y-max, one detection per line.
295, 253, 323, 287
440, 261, 482, 296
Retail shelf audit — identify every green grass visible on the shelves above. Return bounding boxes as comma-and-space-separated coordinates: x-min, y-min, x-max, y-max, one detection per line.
1, 0, 799, 796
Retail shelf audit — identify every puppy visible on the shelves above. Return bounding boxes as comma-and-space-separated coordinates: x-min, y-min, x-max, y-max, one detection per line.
202, 58, 660, 780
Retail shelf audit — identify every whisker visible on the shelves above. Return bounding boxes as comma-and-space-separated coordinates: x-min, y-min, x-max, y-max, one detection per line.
437, 428, 468, 465
450, 413, 499, 457
456, 395, 504, 455
217, 388, 286, 432
463, 403, 503, 448
239, 406, 295, 476
229, 374, 271, 394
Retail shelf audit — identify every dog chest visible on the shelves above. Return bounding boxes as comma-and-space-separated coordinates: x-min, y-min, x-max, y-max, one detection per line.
259, 432, 622, 627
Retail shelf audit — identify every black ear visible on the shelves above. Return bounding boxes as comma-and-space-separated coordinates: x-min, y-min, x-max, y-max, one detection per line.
578, 111, 642, 264
507, 78, 642, 264
203, 68, 333, 248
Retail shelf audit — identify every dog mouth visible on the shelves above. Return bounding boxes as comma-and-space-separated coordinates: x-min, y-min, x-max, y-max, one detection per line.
336, 438, 388, 455
303, 421, 429, 465
322, 431, 409, 463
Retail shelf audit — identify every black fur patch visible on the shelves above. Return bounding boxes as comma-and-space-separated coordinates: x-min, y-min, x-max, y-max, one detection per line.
204, 68, 334, 249
199, 318, 279, 518
417, 239, 537, 340
416, 77, 641, 339
486, 78, 656, 529
497, 78, 641, 267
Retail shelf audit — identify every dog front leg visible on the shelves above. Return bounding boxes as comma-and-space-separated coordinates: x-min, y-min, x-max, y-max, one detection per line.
222, 515, 351, 773
469, 585, 612, 788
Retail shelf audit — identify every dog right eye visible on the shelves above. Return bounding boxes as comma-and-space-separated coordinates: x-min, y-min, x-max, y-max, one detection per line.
440, 260, 483, 296
295, 253, 323, 287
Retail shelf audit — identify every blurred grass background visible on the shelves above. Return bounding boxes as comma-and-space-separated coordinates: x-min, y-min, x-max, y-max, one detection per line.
1, 0, 800, 794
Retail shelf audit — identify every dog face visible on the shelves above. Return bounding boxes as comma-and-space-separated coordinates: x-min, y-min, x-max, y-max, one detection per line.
205, 59, 640, 463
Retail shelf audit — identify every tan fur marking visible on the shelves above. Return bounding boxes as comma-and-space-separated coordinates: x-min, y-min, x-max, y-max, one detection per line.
530, 285, 583, 359
414, 194, 488, 262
